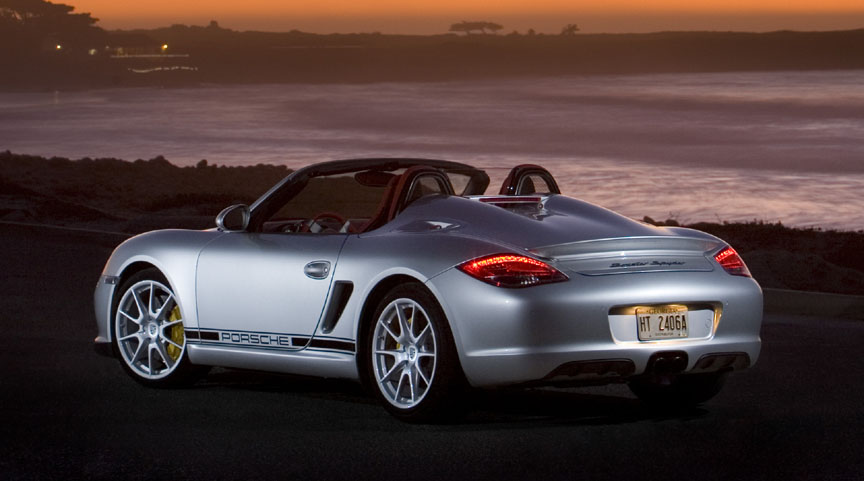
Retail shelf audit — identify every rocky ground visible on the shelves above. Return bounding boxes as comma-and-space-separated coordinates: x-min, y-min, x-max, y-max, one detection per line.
0, 151, 288, 232
3, 151, 862, 295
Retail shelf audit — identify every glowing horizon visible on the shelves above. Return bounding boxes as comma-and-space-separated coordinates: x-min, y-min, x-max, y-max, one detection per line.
68, 0, 864, 34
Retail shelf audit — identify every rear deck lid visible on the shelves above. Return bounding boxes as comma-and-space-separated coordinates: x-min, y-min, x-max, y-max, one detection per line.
531, 236, 722, 276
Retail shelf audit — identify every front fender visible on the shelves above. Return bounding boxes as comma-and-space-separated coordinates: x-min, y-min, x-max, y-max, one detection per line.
94, 229, 222, 343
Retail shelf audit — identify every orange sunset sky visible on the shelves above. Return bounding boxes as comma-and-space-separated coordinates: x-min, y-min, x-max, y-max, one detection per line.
69, 0, 864, 33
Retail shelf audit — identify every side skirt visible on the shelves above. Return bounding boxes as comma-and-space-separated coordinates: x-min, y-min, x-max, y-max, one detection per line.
187, 344, 359, 380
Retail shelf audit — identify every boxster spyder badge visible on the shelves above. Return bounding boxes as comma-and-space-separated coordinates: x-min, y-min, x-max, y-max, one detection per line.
94, 158, 762, 422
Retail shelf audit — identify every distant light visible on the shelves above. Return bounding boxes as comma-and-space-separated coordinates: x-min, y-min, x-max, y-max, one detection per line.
88, 49, 97, 56
55, 44, 62, 50
161, 44, 168, 52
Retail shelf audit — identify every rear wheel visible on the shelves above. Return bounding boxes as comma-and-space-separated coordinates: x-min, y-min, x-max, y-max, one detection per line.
629, 371, 728, 408
364, 283, 464, 422
113, 268, 205, 386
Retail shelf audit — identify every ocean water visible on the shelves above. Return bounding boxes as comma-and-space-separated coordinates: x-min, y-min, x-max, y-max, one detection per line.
1, 70, 863, 230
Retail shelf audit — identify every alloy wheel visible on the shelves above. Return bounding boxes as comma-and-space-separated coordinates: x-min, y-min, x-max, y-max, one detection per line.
115, 279, 186, 380
371, 298, 438, 408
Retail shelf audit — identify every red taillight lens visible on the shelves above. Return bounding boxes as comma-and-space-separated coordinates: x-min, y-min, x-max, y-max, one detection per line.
457, 254, 569, 288
714, 246, 752, 277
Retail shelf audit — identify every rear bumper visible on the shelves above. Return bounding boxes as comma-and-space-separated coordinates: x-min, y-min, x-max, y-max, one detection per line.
466, 343, 758, 388
427, 268, 762, 388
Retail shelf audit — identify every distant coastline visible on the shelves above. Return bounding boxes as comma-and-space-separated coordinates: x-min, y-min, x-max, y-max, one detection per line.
2, 27, 864, 90
2, 151, 862, 295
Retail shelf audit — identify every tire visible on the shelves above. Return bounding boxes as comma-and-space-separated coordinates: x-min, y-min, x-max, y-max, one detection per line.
112, 268, 206, 387
628, 371, 728, 408
363, 283, 465, 422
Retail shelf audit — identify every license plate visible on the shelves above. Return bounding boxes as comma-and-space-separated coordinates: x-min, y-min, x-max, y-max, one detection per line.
636, 305, 689, 340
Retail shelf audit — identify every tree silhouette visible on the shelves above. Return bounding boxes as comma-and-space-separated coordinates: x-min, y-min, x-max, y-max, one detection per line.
0, 0, 104, 53
485, 22, 503, 34
449, 21, 504, 35
560, 24, 580, 36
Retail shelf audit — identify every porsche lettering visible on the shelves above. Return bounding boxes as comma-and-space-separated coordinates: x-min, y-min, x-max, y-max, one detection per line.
219, 332, 292, 347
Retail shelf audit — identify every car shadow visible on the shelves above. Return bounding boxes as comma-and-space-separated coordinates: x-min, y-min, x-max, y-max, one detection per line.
195, 367, 375, 404
192, 368, 710, 428
457, 388, 710, 428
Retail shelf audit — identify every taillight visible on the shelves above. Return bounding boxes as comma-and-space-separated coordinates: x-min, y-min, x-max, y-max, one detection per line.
714, 246, 752, 277
457, 254, 568, 288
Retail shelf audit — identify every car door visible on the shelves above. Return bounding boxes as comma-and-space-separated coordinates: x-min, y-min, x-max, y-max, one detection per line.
194, 231, 347, 350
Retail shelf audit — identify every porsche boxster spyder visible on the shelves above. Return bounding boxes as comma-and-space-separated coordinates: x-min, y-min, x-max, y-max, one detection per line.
94, 158, 762, 421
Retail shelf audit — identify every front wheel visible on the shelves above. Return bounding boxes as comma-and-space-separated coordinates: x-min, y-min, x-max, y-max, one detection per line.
364, 283, 465, 422
112, 268, 205, 386
628, 371, 728, 408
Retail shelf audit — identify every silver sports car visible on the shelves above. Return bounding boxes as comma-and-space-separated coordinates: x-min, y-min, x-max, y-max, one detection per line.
94, 158, 762, 421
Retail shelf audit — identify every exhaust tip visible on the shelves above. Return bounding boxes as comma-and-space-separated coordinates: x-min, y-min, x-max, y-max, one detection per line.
647, 351, 689, 375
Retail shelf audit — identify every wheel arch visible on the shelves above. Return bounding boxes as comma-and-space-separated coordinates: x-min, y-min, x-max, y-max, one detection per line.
116, 261, 160, 289
112, 259, 173, 313
99, 260, 162, 344
105, 256, 196, 341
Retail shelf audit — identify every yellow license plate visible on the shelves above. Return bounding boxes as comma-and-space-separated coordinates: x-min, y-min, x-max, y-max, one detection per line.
636, 305, 689, 340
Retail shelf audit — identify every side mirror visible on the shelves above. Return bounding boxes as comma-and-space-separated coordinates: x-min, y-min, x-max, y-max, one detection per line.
216, 204, 250, 232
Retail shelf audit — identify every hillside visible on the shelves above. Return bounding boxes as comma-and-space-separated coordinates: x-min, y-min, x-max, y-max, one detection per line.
2, 26, 863, 89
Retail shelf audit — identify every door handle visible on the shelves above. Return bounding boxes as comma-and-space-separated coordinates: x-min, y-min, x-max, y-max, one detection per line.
303, 261, 331, 279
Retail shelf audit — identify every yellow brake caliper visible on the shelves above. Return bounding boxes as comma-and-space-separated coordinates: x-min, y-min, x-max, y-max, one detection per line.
395, 309, 412, 350
165, 305, 184, 361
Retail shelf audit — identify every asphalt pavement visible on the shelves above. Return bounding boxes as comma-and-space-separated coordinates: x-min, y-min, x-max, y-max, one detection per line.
2, 223, 862, 480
